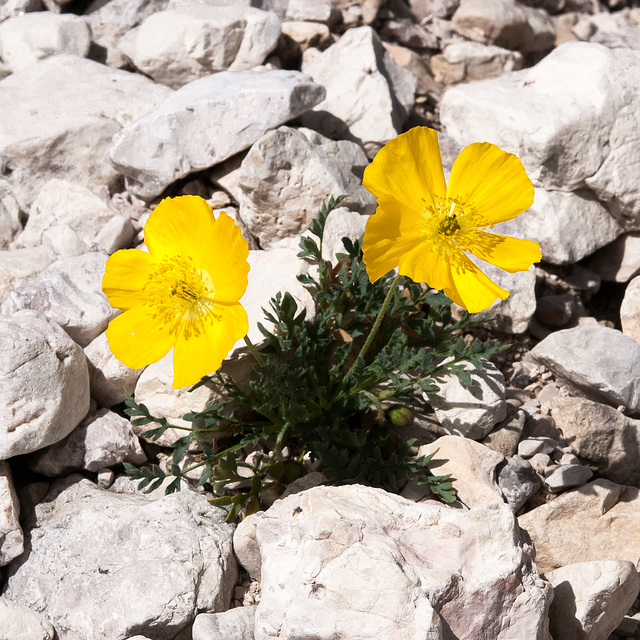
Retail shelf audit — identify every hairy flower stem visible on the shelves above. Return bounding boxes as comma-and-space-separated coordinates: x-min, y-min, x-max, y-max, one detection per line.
343, 272, 403, 382
243, 335, 265, 367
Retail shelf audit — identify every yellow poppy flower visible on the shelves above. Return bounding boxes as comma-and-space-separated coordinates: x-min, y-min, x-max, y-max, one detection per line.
362, 127, 541, 313
102, 196, 249, 389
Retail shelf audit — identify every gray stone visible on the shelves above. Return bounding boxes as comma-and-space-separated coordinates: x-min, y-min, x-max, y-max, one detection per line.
0, 252, 118, 348
109, 69, 325, 199
530, 324, 640, 412
0, 597, 55, 640
550, 395, 640, 487
547, 561, 640, 640
301, 26, 416, 158
497, 455, 540, 511
482, 408, 525, 457
4, 476, 237, 640
286, 0, 336, 23
0, 460, 22, 567
250, 485, 552, 640
0, 246, 56, 304
0, 55, 172, 210
621, 275, 640, 344
518, 437, 558, 458
192, 607, 256, 640
544, 463, 593, 492
27, 408, 146, 477
0, 12, 91, 71
0, 311, 89, 459
588, 232, 640, 282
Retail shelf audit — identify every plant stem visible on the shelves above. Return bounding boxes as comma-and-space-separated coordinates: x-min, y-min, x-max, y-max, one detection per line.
243, 335, 265, 367
343, 272, 403, 382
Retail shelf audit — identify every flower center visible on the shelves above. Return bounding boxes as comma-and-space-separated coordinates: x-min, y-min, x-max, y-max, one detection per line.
144, 256, 220, 338
419, 196, 484, 252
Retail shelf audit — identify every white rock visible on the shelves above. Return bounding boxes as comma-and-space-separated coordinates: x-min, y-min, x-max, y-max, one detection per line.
109, 69, 325, 199
3, 476, 237, 640
120, 6, 280, 89
94, 214, 135, 255
0, 460, 23, 566
0, 0, 44, 23
431, 40, 524, 85
88, 0, 171, 30
518, 437, 558, 458
0, 12, 91, 72
40, 225, 88, 258
0, 245, 56, 304
0, 311, 90, 459
547, 561, 640, 640
0, 252, 117, 347
0, 181, 22, 249
418, 436, 506, 507
621, 275, 640, 344
16, 179, 116, 250
27, 408, 146, 476
0, 55, 172, 210
530, 324, 640, 413
286, 0, 336, 23
322, 207, 367, 263
192, 607, 256, 640
250, 485, 552, 640
588, 232, 640, 282
85, 332, 145, 408
301, 26, 416, 158
0, 597, 55, 640
426, 359, 506, 440
236, 126, 374, 248
281, 20, 332, 50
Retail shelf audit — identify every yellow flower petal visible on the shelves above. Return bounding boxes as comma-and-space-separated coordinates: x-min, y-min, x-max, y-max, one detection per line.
102, 249, 158, 311
447, 142, 534, 225
466, 232, 542, 273
144, 195, 217, 265
445, 250, 509, 313
363, 126, 446, 211
398, 242, 454, 293
105, 305, 174, 369
172, 303, 248, 389
202, 212, 250, 304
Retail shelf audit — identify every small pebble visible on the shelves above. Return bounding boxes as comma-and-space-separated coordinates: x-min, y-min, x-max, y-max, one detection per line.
544, 464, 593, 492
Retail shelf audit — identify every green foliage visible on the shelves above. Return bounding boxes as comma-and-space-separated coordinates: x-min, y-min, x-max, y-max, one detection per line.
124, 196, 506, 520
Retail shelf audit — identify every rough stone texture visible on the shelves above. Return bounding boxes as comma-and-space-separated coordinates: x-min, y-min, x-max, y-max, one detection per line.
497, 455, 540, 512
0, 55, 172, 210
16, 179, 117, 251
589, 232, 640, 283
546, 561, 640, 640
441, 42, 640, 247
544, 463, 593, 492
418, 436, 506, 508
301, 26, 416, 158
550, 396, 640, 487
249, 485, 552, 640
431, 40, 524, 85
321, 207, 367, 263
4, 476, 237, 640
0, 460, 23, 567
0, 252, 118, 348
0, 245, 57, 304
109, 69, 325, 199
27, 408, 146, 477
621, 275, 640, 343
0, 311, 90, 460
119, 6, 280, 88
286, 0, 336, 23
85, 332, 146, 408
236, 126, 374, 248
518, 479, 640, 572
282, 20, 332, 50
0, 12, 91, 71
0, 597, 55, 640
192, 607, 256, 640
425, 360, 507, 440
483, 408, 526, 457
451, 0, 557, 53
530, 324, 640, 413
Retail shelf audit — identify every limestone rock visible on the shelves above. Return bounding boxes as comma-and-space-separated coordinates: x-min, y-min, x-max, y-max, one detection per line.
482, 408, 526, 457
0, 245, 56, 304
120, 6, 280, 89
530, 324, 640, 412
550, 395, 640, 487
546, 560, 640, 640
192, 607, 256, 640
27, 408, 146, 477
621, 275, 640, 344
518, 479, 640, 572
425, 360, 506, 440
85, 332, 146, 408
109, 69, 325, 199
0, 12, 91, 72
0, 460, 23, 566
588, 232, 640, 282
418, 436, 506, 508
235, 126, 374, 248
0, 252, 118, 348
0, 55, 172, 210
0, 597, 55, 640
0, 311, 89, 459
301, 26, 416, 158
544, 463, 593, 492
497, 455, 540, 512
3, 476, 237, 640
286, 0, 336, 23
250, 485, 552, 640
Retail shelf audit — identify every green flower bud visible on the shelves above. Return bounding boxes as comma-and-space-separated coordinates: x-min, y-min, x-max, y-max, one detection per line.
387, 405, 414, 427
